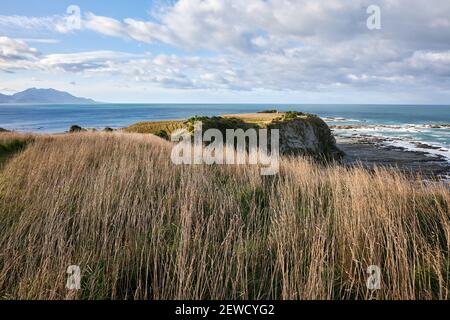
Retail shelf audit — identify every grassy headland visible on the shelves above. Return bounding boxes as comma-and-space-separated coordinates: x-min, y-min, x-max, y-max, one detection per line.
0, 130, 449, 299
124, 120, 186, 138
122, 112, 307, 135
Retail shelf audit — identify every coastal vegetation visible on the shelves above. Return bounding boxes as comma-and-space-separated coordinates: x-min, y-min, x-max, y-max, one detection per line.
123, 113, 287, 136
69, 125, 86, 133
124, 112, 342, 160
0, 130, 449, 299
0, 132, 33, 167
124, 120, 185, 137
257, 109, 278, 113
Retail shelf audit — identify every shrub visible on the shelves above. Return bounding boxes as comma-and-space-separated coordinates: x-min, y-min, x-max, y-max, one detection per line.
257, 109, 278, 113
154, 130, 169, 140
185, 116, 258, 134
69, 125, 85, 133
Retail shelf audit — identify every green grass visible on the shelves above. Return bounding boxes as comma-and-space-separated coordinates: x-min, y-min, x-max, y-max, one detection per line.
0, 137, 33, 167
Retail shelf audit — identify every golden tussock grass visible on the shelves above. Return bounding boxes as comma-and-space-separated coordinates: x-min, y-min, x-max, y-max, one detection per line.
0, 132, 34, 145
124, 120, 186, 135
0, 132, 34, 167
0, 132, 448, 299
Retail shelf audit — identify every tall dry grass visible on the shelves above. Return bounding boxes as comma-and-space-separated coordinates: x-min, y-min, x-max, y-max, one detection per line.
0, 132, 34, 146
0, 132, 448, 300
0, 132, 34, 167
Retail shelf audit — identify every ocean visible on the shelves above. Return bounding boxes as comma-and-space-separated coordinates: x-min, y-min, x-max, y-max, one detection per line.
1, 103, 449, 162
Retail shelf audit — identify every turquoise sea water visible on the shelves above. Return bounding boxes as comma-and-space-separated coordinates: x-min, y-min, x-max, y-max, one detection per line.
1, 103, 449, 162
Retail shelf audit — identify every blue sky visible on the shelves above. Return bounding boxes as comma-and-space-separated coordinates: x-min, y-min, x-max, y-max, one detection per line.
0, 1, 180, 55
1, 0, 450, 103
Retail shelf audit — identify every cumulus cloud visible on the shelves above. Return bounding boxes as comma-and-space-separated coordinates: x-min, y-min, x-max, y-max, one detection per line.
76, 0, 450, 53
2, 35, 450, 93
39, 51, 137, 72
1, 1, 450, 98
0, 37, 138, 74
83, 13, 129, 38
0, 37, 39, 59
0, 37, 40, 71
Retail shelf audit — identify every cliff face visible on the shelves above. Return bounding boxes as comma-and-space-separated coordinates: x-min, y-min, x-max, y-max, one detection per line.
187, 112, 344, 161
267, 114, 344, 160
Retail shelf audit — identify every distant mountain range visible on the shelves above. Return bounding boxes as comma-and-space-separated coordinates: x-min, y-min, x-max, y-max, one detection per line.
0, 88, 96, 104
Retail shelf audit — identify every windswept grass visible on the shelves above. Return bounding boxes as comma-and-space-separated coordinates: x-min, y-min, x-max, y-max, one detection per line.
0, 132, 448, 300
124, 120, 185, 135
0, 132, 34, 167
221, 113, 284, 125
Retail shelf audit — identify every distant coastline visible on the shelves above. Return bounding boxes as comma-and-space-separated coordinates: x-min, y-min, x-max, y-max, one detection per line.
0, 88, 96, 104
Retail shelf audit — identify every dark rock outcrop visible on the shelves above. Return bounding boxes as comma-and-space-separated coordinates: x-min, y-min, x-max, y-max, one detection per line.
268, 112, 344, 160
181, 112, 344, 160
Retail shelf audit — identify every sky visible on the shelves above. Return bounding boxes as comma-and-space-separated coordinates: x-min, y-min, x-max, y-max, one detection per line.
0, 0, 450, 104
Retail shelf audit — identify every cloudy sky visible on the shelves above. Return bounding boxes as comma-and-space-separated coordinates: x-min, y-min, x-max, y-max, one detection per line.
1, 0, 450, 103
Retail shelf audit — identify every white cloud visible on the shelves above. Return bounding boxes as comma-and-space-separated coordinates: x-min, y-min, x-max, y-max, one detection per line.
75, 0, 450, 54
1, 1, 450, 101
83, 13, 128, 38
0, 14, 70, 34
0, 37, 39, 59
2, 32, 450, 93
0, 36, 40, 71
39, 51, 137, 72
19, 38, 60, 44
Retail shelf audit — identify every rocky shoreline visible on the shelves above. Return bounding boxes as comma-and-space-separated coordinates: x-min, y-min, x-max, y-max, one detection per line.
331, 123, 450, 130
336, 135, 450, 181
